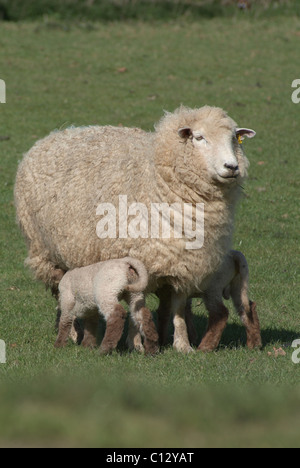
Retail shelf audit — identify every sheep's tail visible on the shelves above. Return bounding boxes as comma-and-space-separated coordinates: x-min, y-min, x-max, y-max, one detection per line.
232, 250, 249, 306
124, 258, 149, 293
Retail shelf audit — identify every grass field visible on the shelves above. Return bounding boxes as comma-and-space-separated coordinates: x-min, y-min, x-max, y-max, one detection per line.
0, 11, 300, 447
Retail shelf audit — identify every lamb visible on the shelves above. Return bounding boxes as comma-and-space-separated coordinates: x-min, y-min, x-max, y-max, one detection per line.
55, 257, 159, 355
14, 105, 256, 353
155, 250, 262, 351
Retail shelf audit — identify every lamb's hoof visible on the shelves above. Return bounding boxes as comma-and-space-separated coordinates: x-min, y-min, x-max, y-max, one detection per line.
126, 335, 145, 353
135, 343, 145, 353
144, 342, 160, 356
99, 346, 113, 355
247, 339, 263, 350
54, 340, 67, 348
81, 339, 97, 349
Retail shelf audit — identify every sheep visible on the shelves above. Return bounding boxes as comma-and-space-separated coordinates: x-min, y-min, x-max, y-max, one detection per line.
55, 257, 159, 355
14, 105, 256, 353
154, 250, 262, 351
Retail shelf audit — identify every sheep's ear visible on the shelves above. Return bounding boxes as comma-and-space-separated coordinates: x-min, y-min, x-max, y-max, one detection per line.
178, 127, 192, 139
236, 128, 256, 140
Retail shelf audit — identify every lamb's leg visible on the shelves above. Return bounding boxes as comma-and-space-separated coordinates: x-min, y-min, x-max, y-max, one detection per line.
238, 301, 262, 349
54, 291, 75, 348
198, 302, 229, 352
99, 304, 127, 355
55, 317, 73, 348
70, 318, 85, 345
139, 307, 159, 355
171, 291, 193, 354
230, 277, 262, 349
82, 312, 99, 348
130, 294, 159, 355
127, 316, 145, 353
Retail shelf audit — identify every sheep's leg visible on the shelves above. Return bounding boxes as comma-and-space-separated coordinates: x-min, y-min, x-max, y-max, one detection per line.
198, 302, 229, 352
127, 316, 145, 353
130, 294, 159, 355
156, 287, 197, 347
238, 301, 262, 349
82, 312, 99, 348
54, 292, 75, 348
184, 299, 198, 347
156, 286, 172, 347
99, 304, 127, 355
70, 318, 85, 345
55, 317, 73, 348
134, 307, 159, 355
140, 308, 159, 355
171, 291, 193, 354
230, 278, 262, 349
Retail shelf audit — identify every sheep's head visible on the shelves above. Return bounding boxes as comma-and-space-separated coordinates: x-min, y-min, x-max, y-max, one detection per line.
177, 106, 255, 186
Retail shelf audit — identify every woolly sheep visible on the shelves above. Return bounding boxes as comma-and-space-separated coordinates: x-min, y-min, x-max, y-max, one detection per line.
154, 250, 262, 351
14, 106, 256, 353
55, 257, 159, 355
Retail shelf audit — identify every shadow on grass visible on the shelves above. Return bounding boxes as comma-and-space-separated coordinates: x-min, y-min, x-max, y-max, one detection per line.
66, 307, 298, 353
154, 312, 299, 351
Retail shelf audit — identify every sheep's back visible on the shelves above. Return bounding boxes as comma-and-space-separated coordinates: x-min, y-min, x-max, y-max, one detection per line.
15, 125, 156, 268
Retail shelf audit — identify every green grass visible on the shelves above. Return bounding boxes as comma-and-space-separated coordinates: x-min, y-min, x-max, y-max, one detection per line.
0, 15, 300, 447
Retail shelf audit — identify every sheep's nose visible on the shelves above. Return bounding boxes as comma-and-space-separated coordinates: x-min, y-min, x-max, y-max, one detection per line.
224, 163, 239, 172
224, 163, 240, 177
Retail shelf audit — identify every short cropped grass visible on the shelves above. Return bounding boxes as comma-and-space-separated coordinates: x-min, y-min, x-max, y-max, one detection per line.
0, 15, 300, 447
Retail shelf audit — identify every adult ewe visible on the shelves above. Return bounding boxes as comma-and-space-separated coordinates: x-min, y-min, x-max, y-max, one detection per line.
15, 106, 256, 353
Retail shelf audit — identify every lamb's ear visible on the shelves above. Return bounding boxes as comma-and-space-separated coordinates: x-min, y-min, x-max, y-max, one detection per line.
236, 128, 256, 140
178, 127, 192, 139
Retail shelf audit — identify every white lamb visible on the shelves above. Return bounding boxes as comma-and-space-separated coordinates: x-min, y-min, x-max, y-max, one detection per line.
55, 257, 159, 355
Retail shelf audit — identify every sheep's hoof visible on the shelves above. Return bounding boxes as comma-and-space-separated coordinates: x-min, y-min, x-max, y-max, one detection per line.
144, 342, 160, 356
135, 343, 145, 353
99, 345, 114, 355
81, 338, 97, 349
173, 340, 194, 354
197, 343, 215, 353
247, 339, 263, 350
126, 335, 145, 353
54, 340, 67, 348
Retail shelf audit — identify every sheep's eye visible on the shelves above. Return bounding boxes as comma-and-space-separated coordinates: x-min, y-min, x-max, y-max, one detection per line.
195, 135, 204, 141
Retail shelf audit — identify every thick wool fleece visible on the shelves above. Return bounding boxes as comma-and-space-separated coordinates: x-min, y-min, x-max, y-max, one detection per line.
15, 106, 249, 297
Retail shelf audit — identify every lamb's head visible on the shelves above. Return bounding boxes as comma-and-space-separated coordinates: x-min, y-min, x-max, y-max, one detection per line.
178, 106, 255, 185
155, 106, 255, 191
